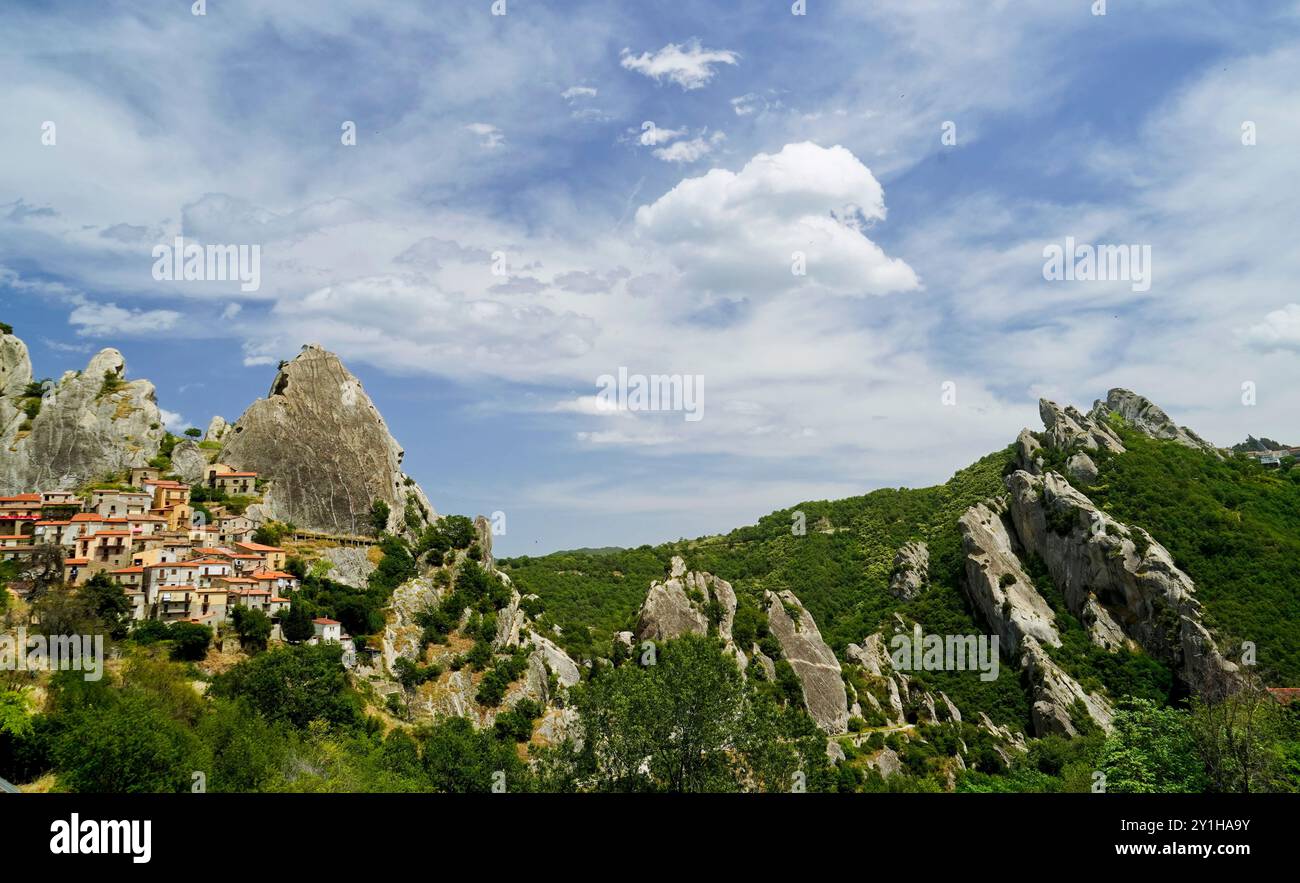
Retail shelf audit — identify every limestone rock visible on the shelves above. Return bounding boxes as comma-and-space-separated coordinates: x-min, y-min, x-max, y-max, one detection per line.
1016, 428, 1043, 474
866, 747, 904, 780
1090, 388, 1218, 454
527, 631, 581, 689
1004, 468, 1239, 695
764, 589, 849, 734
170, 438, 208, 484
205, 415, 229, 443
958, 500, 1061, 653
1021, 636, 1115, 736
218, 344, 434, 535
1065, 451, 1098, 484
494, 589, 526, 649
633, 556, 742, 663
887, 540, 929, 600
382, 576, 444, 672
473, 515, 495, 570
1039, 398, 1125, 454
317, 545, 377, 589
0, 341, 165, 494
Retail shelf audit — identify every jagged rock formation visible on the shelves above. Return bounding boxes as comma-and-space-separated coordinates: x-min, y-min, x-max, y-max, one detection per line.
958, 501, 1059, 653
1038, 398, 1125, 454
204, 415, 229, 442
473, 515, 495, 570
764, 589, 849, 734
1004, 469, 1238, 694
218, 344, 434, 535
631, 558, 850, 732
958, 499, 1115, 736
381, 555, 581, 731
1089, 389, 1217, 454
633, 556, 745, 667
0, 334, 165, 494
1020, 635, 1115, 736
170, 438, 208, 484
887, 541, 929, 600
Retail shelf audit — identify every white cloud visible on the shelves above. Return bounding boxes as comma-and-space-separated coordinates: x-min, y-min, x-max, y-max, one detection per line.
1242, 304, 1300, 353
68, 299, 181, 337
635, 142, 919, 297
466, 123, 505, 149
158, 408, 188, 433
653, 132, 725, 164
620, 39, 739, 90
636, 124, 686, 146
561, 86, 598, 101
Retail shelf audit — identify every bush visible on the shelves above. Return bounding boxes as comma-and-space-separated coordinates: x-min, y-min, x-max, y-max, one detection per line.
169, 622, 213, 661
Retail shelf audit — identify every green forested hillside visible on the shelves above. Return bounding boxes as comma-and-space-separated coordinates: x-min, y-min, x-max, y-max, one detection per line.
502, 431, 1300, 724
1085, 430, 1300, 685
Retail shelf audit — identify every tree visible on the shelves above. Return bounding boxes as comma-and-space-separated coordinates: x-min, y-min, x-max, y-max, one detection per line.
232, 606, 273, 652
81, 572, 133, 639
420, 716, 528, 792
210, 643, 361, 730
169, 622, 213, 661
369, 499, 391, 535
282, 600, 314, 644
1099, 698, 1209, 793
52, 693, 204, 792
1189, 670, 1297, 793
23, 543, 65, 602
184, 427, 202, 438
571, 634, 747, 792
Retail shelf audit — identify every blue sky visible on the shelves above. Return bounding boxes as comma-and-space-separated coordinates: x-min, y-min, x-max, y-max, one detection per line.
2, 1, 1299, 555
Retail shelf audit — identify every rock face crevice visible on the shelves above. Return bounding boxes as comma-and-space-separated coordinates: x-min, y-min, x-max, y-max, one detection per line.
218, 344, 434, 535
1, 335, 164, 493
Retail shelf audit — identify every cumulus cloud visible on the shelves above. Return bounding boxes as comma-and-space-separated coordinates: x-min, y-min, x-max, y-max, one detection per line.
1242, 303, 1300, 352
620, 39, 739, 90
158, 408, 189, 433
635, 142, 919, 297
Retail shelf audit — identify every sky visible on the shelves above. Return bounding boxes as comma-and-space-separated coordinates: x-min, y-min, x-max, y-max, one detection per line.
1, 0, 1299, 556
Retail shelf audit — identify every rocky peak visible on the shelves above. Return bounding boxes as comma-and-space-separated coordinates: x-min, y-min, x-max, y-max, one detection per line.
0, 334, 164, 494
218, 344, 435, 535
1090, 388, 1218, 454
1038, 398, 1125, 454
634, 555, 743, 663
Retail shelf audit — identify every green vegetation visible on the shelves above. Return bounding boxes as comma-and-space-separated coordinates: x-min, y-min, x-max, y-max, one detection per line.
1086, 429, 1300, 683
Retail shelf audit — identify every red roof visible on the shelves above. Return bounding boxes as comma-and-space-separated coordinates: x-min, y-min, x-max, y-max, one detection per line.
313, 618, 340, 625
0, 494, 41, 502
235, 541, 284, 552
1268, 688, 1300, 705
